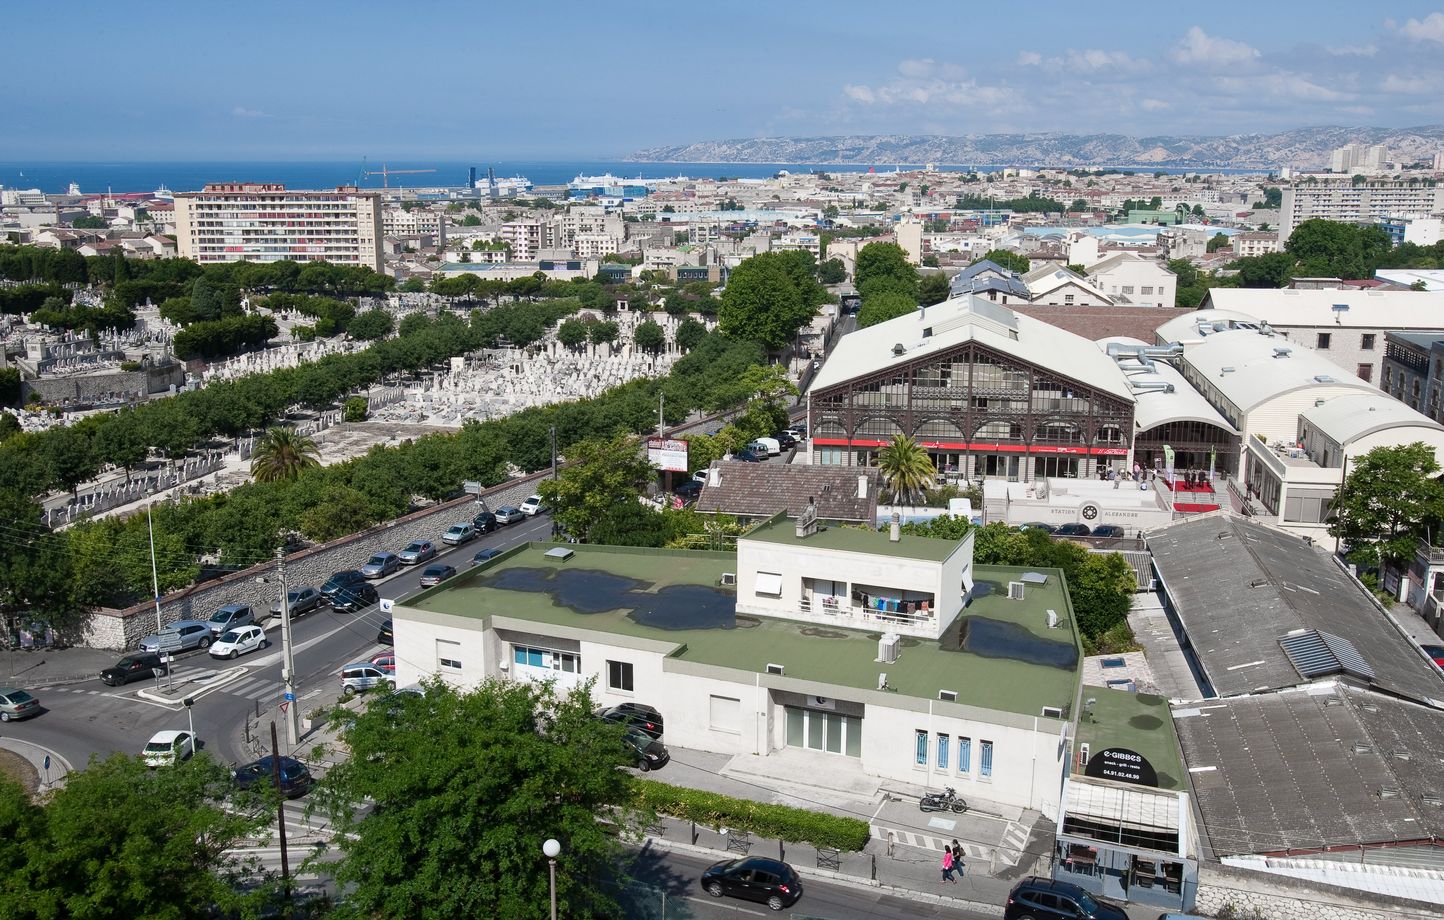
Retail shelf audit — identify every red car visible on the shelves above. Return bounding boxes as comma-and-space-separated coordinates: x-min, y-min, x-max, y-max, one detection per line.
370, 652, 396, 674
1422, 644, 1444, 669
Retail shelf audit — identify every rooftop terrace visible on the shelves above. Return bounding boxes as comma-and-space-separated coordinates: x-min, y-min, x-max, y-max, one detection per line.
404, 542, 1081, 719
742, 514, 961, 561
1073, 686, 1187, 792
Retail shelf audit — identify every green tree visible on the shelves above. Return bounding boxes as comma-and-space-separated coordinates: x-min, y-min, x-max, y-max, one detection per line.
818, 258, 846, 284
538, 433, 654, 542
93, 416, 148, 481
0, 753, 268, 920
718, 254, 811, 349
633, 318, 665, 354
918, 272, 951, 306
1206, 233, 1230, 253
348, 308, 395, 341
299, 483, 377, 542
588, 319, 620, 355
674, 317, 706, 352
556, 317, 590, 351
1232, 251, 1295, 288
40, 424, 97, 499
855, 242, 917, 299
976, 249, 1030, 274
1285, 219, 1392, 279
249, 426, 321, 483
857, 289, 917, 328
876, 434, 935, 505
315, 678, 637, 920
1251, 187, 1282, 209
0, 368, 19, 407
344, 396, 369, 422
1069, 198, 1090, 211
1329, 442, 1444, 569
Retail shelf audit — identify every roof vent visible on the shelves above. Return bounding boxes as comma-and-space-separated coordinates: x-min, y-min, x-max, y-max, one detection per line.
765, 663, 785, 676
938, 690, 958, 702
1380, 786, 1401, 799
1279, 629, 1376, 682
1393, 750, 1413, 762
1008, 581, 1026, 600
1351, 743, 1372, 755
1423, 794, 1444, 807
1220, 366, 1235, 376
1273, 347, 1292, 358
892, 343, 906, 356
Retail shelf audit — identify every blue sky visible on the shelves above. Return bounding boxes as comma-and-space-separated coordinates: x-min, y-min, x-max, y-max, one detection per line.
5, 0, 1444, 159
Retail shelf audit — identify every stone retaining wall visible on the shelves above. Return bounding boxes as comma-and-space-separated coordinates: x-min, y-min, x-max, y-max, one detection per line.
81, 474, 549, 650
1195, 862, 1444, 920
21, 362, 185, 404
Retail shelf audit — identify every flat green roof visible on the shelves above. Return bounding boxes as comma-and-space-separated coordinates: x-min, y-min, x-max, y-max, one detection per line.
742, 514, 963, 562
1073, 687, 1187, 791
406, 544, 1080, 719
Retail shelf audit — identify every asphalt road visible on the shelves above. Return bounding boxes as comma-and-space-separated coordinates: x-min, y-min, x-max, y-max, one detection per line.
7, 511, 555, 769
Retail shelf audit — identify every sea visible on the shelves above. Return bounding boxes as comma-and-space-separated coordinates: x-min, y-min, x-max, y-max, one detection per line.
0, 160, 1272, 196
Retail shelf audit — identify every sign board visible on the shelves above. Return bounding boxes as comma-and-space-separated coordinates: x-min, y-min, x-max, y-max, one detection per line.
647, 437, 689, 473
284, 691, 296, 702
1084, 747, 1159, 787
463, 480, 484, 495
155, 632, 185, 652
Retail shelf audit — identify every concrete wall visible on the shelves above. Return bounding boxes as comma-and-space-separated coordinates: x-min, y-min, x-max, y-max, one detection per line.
21, 363, 185, 404
1196, 861, 1444, 920
81, 474, 549, 651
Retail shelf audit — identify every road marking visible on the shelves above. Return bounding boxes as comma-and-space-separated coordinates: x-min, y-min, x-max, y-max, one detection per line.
683, 896, 765, 916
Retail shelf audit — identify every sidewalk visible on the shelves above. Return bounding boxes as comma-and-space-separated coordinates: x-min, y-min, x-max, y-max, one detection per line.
0, 735, 73, 791
3, 645, 119, 689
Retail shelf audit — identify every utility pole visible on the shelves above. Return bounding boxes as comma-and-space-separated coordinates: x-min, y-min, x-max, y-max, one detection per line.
549, 426, 559, 539
146, 500, 163, 634
275, 548, 300, 747
270, 721, 292, 906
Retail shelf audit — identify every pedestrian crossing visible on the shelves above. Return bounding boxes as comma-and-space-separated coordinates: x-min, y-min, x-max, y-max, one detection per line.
222, 843, 331, 881
238, 799, 339, 846
871, 824, 997, 861
41, 666, 284, 702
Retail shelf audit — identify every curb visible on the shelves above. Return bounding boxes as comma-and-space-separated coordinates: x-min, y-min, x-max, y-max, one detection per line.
136, 665, 247, 705
640, 834, 1005, 917
0, 736, 74, 787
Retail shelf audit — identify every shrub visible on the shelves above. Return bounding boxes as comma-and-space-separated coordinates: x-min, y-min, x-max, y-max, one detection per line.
633, 780, 870, 851
343, 397, 369, 423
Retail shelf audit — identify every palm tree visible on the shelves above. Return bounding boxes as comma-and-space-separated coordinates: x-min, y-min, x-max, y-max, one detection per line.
250, 426, 321, 483
876, 434, 935, 507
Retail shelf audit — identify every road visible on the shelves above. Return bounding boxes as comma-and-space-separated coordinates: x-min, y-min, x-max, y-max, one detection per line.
10, 511, 555, 769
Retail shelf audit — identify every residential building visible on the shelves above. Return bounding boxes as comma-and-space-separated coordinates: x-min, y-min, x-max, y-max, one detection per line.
1329, 142, 1387, 174
895, 219, 923, 265
1231, 231, 1280, 258
173, 183, 383, 272
382, 206, 446, 247
1379, 214, 1444, 247
1381, 331, 1444, 419
1277, 178, 1444, 242
948, 260, 1031, 303
1082, 253, 1176, 309
498, 220, 545, 261
1021, 265, 1114, 306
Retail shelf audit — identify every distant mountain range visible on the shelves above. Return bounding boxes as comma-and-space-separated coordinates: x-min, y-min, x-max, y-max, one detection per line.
630, 126, 1444, 169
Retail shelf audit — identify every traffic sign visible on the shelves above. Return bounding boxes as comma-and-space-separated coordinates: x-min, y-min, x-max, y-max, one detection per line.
155, 632, 184, 652
43, 755, 50, 771
284, 691, 296, 702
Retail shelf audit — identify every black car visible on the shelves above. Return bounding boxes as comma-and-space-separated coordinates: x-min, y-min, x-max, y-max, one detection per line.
674, 480, 704, 501
1004, 877, 1129, 920
472, 511, 499, 534
773, 431, 797, 450
597, 702, 664, 739
624, 729, 670, 772
377, 618, 394, 645
100, 653, 168, 686
233, 755, 314, 799
1055, 523, 1092, 537
331, 582, 379, 613
701, 857, 802, 911
734, 448, 765, 463
320, 570, 366, 601
472, 548, 502, 566
1090, 524, 1126, 539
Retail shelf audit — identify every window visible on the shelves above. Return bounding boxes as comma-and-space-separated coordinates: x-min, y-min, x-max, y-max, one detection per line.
937, 733, 950, 770
709, 695, 741, 733
915, 730, 928, 766
1141, 285, 1153, 295
755, 572, 783, 597
437, 638, 461, 671
1120, 285, 1134, 295
607, 660, 634, 692
513, 645, 578, 672
1357, 364, 1373, 382
1063, 294, 1075, 304
980, 740, 994, 778
1317, 332, 1332, 350
1361, 333, 1376, 350
959, 737, 972, 773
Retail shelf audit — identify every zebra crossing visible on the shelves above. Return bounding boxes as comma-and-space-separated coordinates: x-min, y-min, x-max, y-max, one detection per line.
41, 666, 283, 703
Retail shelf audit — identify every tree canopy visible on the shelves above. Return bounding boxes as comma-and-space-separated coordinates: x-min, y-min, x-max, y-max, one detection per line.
1329, 442, 1444, 569
538, 433, 657, 543
717, 252, 815, 349
975, 249, 1029, 274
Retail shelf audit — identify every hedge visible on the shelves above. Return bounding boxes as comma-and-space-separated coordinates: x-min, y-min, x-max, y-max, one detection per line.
633, 779, 870, 852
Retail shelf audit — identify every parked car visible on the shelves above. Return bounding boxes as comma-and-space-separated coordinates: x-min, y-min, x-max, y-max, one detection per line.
271, 586, 322, 620
377, 618, 394, 644
693, 469, 710, 483
397, 541, 436, 565
1004, 877, 1128, 920
419, 563, 457, 588
623, 728, 670, 772
233, 755, 314, 799
786, 424, 807, 439
320, 570, 367, 600
701, 856, 802, 911
331, 583, 379, 613
340, 663, 394, 698
360, 552, 401, 579
369, 652, 396, 674
1017, 522, 1056, 534
1090, 524, 1126, 539
494, 506, 524, 525
206, 604, 254, 637
139, 620, 214, 653
773, 431, 797, 450
209, 624, 269, 660
1421, 644, 1444, 668
674, 480, 704, 501
100, 653, 168, 687
0, 688, 40, 722
143, 730, 196, 767
1055, 523, 1092, 537
519, 494, 546, 516
472, 511, 499, 534
747, 437, 781, 457
442, 523, 475, 546
734, 447, 765, 463
472, 548, 502, 566
596, 702, 664, 739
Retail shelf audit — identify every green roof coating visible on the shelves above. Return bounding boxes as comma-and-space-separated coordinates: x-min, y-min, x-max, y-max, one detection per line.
742, 514, 963, 562
404, 544, 1080, 719
1073, 687, 1187, 792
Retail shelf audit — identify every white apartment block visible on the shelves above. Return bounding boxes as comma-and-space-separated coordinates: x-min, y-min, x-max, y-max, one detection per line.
1278, 179, 1444, 242
382, 207, 446, 246
498, 220, 545, 261
1082, 252, 1176, 308
572, 231, 623, 260
1233, 232, 1281, 258
773, 233, 821, 259
552, 206, 624, 249
173, 183, 382, 271
1329, 143, 1387, 174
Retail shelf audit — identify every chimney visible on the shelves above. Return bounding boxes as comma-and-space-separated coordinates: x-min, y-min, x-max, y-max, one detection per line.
795, 496, 820, 539
709, 466, 721, 487
889, 511, 901, 542
857, 474, 868, 499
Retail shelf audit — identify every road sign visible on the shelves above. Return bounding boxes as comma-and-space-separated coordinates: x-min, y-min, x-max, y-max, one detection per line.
284, 691, 295, 702
463, 480, 484, 495
155, 632, 185, 652
279, 701, 289, 713
43, 755, 50, 771
152, 667, 165, 678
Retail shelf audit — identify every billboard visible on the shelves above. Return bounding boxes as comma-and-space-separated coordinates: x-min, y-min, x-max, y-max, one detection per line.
647, 437, 689, 473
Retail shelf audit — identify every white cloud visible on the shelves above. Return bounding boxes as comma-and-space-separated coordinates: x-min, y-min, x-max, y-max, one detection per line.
1016, 51, 1042, 66
841, 84, 875, 104
1171, 26, 1260, 66
1380, 73, 1435, 93
231, 106, 270, 118
1397, 11, 1444, 42
1140, 98, 1171, 111
1326, 42, 1377, 56
1214, 73, 1347, 102
1061, 48, 1147, 72
840, 72, 1022, 110
897, 58, 936, 78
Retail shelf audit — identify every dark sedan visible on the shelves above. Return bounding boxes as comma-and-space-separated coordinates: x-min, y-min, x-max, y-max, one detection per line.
418, 563, 457, 588
701, 857, 802, 911
233, 756, 314, 799
597, 702, 664, 739
472, 548, 502, 566
270, 586, 322, 619
331, 583, 379, 613
1055, 523, 1092, 537
472, 511, 499, 534
1091, 524, 1126, 539
100, 653, 168, 686
320, 570, 366, 600
624, 729, 670, 772
376, 619, 394, 645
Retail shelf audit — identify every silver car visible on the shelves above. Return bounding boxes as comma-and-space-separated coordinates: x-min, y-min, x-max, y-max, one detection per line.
360, 552, 401, 579
0, 688, 40, 722
396, 541, 436, 565
139, 619, 214, 653
270, 586, 322, 619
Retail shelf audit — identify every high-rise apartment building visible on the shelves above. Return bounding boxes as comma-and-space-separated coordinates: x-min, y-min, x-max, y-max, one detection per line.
173, 183, 383, 272
1277, 178, 1444, 242
1329, 143, 1387, 174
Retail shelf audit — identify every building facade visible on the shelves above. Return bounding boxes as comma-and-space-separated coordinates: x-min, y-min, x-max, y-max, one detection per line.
173, 183, 383, 271
1278, 178, 1444, 242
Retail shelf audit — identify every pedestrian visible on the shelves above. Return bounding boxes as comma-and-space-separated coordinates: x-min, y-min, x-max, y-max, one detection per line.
952, 840, 966, 879
941, 844, 956, 883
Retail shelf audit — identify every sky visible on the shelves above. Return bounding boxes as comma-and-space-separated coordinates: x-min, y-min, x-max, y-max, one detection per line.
4, 0, 1444, 160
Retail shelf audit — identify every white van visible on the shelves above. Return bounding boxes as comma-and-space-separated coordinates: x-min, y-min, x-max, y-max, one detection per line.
748, 437, 781, 457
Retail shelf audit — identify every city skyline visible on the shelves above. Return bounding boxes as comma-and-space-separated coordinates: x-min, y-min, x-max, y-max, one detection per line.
4, 1, 1444, 160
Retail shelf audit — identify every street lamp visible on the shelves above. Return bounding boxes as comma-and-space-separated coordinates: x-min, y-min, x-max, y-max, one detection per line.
182, 696, 195, 740
542, 838, 561, 920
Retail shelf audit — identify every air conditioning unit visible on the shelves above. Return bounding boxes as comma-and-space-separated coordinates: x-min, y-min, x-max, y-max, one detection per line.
1008, 581, 1026, 600
1046, 609, 1059, 629
877, 632, 901, 663
765, 663, 784, 676
1077, 742, 1090, 768
938, 690, 958, 703
720, 573, 737, 586
1042, 706, 1064, 718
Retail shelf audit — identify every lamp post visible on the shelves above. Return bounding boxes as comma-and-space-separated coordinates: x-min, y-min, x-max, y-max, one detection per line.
542, 838, 561, 920
182, 696, 195, 739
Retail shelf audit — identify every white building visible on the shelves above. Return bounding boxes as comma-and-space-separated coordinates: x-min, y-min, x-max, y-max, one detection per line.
1329, 143, 1387, 174
1022, 265, 1114, 306
382, 206, 446, 247
1082, 253, 1176, 309
387, 518, 1084, 815
173, 183, 383, 271
1278, 178, 1444, 242
1231, 231, 1280, 259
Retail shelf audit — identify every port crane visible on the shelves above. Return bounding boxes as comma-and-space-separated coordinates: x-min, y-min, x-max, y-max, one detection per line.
361, 164, 437, 188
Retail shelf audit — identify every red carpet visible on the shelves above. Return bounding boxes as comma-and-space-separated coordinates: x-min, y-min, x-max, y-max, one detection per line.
1159, 479, 1216, 493
1175, 502, 1221, 513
